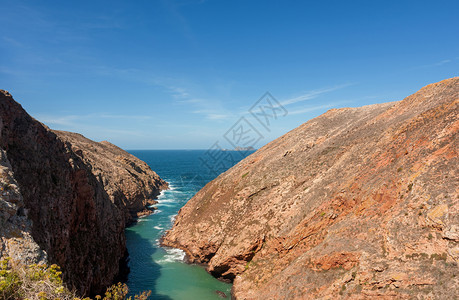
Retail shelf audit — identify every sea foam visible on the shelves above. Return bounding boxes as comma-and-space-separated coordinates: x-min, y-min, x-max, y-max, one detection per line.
156, 248, 186, 264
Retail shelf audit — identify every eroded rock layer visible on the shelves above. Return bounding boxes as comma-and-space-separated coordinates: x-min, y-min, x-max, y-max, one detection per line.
0, 90, 167, 295
163, 78, 458, 299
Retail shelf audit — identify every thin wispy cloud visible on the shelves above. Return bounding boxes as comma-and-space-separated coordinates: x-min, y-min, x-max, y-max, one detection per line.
99, 128, 145, 137
23, 60, 231, 122
194, 105, 233, 121
280, 83, 355, 106
192, 109, 232, 120
38, 115, 79, 127
176, 98, 205, 104
80, 14, 125, 30
161, 0, 198, 46
206, 114, 229, 120
155, 81, 234, 121
0, 67, 26, 77
3, 3, 54, 29
36, 113, 152, 127
433, 59, 452, 66
35, 113, 149, 142
413, 59, 455, 69
288, 104, 335, 115
2, 36, 24, 48
89, 68, 193, 101
97, 114, 152, 120
167, 86, 191, 99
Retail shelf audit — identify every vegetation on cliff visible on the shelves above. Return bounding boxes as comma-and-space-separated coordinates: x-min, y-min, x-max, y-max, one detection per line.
0, 257, 150, 300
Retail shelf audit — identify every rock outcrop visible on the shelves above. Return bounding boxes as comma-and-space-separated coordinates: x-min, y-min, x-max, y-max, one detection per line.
163, 78, 458, 299
55, 130, 168, 225
0, 90, 167, 296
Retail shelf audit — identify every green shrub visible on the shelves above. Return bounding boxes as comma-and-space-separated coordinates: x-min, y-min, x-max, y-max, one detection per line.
0, 257, 21, 300
0, 257, 151, 300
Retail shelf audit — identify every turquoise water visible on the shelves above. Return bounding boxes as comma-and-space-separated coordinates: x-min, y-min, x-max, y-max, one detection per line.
126, 150, 253, 300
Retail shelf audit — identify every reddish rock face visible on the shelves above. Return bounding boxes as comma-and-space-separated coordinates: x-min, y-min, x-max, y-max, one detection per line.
163, 78, 458, 299
0, 91, 167, 296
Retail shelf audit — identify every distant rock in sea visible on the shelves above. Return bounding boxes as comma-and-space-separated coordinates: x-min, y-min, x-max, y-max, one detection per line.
0, 90, 167, 296
234, 146, 255, 151
163, 77, 458, 299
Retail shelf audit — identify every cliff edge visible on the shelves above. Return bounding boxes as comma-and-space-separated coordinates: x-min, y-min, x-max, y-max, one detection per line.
55, 130, 168, 225
0, 90, 167, 295
163, 78, 458, 299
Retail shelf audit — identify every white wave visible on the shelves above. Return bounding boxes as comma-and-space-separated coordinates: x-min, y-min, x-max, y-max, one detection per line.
156, 248, 186, 264
153, 226, 163, 230
136, 218, 150, 222
154, 195, 179, 208
169, 214, 177, 224
163, 191, 184, 197
155, 203, 173, 208
157, 198, 175, 203
170, 190, 185, 193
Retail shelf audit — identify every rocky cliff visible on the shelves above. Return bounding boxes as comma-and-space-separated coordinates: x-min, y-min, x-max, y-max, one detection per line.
163, 78, 458, 299
0, 148, 47, 266
55, 130, 168, 225
0, 90, 167, 296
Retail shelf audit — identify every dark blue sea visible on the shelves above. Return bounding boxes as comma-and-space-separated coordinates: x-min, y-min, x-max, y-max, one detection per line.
125, 150, 254, 300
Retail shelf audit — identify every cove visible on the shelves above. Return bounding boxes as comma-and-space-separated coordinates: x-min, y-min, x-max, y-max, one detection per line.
126, 150, 253, 299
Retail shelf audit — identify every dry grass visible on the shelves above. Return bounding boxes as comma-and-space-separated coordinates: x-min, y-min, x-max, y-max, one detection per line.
0, 257, 150, 300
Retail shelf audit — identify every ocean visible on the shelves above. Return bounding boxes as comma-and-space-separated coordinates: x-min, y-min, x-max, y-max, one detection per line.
125, 150, 254, 299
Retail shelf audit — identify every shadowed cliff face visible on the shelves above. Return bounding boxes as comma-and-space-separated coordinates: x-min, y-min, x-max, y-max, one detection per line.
163, 78, 458, 299
0, 148, 47, 266
0, 90, 167, 296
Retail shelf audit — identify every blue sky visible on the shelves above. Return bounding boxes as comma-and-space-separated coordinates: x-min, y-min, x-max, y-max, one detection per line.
1, 0, 458, 149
